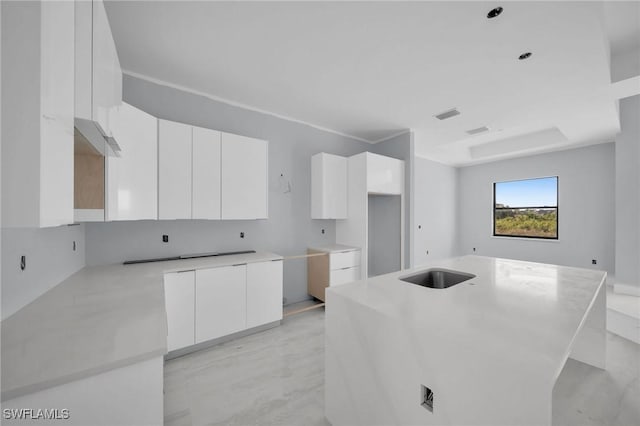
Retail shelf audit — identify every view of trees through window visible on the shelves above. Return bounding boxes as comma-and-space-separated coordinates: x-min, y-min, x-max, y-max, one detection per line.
493, 177, 558, 239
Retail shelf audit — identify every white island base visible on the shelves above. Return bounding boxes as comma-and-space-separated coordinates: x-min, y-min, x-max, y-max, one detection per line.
325, 256, 606, 426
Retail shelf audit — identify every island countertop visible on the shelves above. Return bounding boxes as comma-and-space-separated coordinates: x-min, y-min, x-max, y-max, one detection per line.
325, 255, 607, 426
1, 251, 282, 401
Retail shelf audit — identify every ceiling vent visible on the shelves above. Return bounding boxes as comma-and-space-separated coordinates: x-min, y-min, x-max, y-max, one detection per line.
434, 108, 460, 120
466, 126, 490, 135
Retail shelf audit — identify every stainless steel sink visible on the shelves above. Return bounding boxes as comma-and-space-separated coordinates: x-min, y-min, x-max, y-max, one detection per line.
399, 268, 476, 289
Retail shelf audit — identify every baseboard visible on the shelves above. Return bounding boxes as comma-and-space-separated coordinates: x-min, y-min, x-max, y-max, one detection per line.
607, 309, 640, 344
614, 282, 640, 297
165, 320, 282, 360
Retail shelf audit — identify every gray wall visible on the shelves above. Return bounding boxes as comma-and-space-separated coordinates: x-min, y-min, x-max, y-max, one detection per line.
1, 225, 86, 319
457, 143, 615, 274
615, 95, 640, 287
413, 157, 458, 266
369, 131, 414, 268
85, 74, 371, 305
368, 194, 402, 277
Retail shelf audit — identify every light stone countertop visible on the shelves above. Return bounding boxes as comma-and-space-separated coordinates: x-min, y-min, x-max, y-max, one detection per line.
1, 251, 282, 401
307, 244, 360, 253
325, 255, 608, 425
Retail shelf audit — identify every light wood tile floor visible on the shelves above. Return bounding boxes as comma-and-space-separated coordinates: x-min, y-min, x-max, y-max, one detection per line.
165, 308, 639, 426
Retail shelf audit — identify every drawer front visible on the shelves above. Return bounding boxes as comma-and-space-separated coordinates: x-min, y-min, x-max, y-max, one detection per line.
330, 266, 361, 287
330, 250, 360, 270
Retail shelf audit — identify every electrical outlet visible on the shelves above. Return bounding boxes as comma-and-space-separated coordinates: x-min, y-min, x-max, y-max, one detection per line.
321, 229, 325, 234
426, 250, 429, 255
473, 247, 476, 252
240, 232, 245, 239
73, 241, 76, 251
162, 235, 169, 243
592, 259, 597, 265
20, 255, 26, 271
421, 385, 434, 413
418, 225, 422, 229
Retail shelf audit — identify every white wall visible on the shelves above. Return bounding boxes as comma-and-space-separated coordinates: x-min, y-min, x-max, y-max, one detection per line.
615, 95, 640, 289
1, 225, 86, 319
457, 143, 615, 273
413, 156, 458, 266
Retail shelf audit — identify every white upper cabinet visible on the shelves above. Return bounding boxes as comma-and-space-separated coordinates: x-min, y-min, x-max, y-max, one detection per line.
311, 153, 348, 219
75, 0, 122, 140
192, 126, 222, 220
107, 103, 158, 221
92, 0, 122, 138
1, 1, 75, 227
366, 152, 404, 195
221, 133, 268, 220
158, 120, 193, 220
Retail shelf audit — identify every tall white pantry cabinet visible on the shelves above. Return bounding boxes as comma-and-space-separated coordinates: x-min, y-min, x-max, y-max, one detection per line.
2, 1, 75, 228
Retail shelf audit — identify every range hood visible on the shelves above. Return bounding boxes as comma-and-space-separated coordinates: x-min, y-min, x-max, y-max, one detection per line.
74, 117, 120, 157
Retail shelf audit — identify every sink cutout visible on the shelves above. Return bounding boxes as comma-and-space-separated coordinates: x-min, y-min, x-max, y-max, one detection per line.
400, 268, 475, 289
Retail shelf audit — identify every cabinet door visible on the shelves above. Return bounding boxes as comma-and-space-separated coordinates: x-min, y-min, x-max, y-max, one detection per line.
192, 126, 221, 219
164, 271, 195, 352
311, 153, 347, 219
107, 103, 158, 221
158, 120, 192, 219
74, 0, 92, 121
366, 153, 404, 195
246, 260, 283, 329
40, 0, 75, 227
195, 265, 247, 343
92, 0, 119, 137
221, 133, 268, 219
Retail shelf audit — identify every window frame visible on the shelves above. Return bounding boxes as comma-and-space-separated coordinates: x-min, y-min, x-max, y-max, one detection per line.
492, 176, 559, 240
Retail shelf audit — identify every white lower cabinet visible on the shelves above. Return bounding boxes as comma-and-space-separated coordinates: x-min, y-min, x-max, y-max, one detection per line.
247, 260, 283, 329
330, 266, 361, 287
195, 264, 247, 344
164, 258, 283, 353
164, 271, 195, 352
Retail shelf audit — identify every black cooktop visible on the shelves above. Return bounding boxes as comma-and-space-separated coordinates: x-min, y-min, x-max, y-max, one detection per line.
123, 250, 256, 265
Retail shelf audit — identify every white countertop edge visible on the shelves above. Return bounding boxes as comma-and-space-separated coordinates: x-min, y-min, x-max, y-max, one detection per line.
1, 348, 166, 402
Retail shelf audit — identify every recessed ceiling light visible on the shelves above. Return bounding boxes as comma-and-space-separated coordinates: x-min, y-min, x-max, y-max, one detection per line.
434, 108, 461, 120
487, 7, 503, 19
519, 52, 532, 60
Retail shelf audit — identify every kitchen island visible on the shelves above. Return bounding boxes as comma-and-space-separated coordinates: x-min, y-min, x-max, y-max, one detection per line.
325, 255, 606, 426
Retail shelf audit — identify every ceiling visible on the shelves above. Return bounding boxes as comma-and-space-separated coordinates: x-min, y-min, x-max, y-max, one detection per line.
105, 1, 640, 165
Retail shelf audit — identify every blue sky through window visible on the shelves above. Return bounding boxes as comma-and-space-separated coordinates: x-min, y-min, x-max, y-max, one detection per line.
495, 177, 557, 208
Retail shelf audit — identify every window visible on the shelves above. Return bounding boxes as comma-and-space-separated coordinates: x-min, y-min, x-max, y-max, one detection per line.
493, 176, 558, 239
